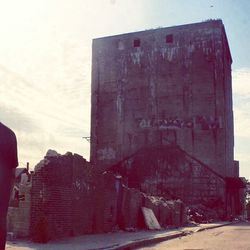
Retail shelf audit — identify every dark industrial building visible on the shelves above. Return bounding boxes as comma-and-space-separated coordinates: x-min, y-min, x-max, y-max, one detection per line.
91, 20, 244, 217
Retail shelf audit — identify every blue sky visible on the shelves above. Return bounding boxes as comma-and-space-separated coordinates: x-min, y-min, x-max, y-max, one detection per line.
0, 0, 249, 179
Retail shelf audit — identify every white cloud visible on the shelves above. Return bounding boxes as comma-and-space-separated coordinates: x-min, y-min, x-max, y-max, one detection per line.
233, 68, 250, 96
0, 36, 91, 167
0, 0, 149, 168
233, 69, 250, 137
232, 68, 250, 179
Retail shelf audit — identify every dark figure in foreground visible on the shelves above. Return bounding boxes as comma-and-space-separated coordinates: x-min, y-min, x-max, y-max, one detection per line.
0, 122, 18, 250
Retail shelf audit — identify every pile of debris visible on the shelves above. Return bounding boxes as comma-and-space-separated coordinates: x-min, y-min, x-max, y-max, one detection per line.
187, 202, 225, 224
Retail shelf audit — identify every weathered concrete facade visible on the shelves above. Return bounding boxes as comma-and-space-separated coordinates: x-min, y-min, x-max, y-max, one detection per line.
91, 20, 235, 178
109, 144, 226, 219
110, 145, 225, 205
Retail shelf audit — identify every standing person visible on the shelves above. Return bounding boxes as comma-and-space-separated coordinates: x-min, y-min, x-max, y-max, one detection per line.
0, 122, 18, 250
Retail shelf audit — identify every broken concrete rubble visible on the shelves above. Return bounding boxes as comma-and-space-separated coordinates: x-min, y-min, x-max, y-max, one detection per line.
187, 203, 225, 224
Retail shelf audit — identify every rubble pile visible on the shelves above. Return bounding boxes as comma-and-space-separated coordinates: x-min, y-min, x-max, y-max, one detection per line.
143, 195, 186, 228
187, 203, 225, 223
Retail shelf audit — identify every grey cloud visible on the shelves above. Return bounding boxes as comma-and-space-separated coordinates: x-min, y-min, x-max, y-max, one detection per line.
56, 126, 88, 138
0, 105, 40, 133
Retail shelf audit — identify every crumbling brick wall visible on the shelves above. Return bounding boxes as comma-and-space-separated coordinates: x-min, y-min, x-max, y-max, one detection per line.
30, 152, 94, 241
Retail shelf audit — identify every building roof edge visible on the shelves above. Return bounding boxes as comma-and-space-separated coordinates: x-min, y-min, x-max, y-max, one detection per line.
93, 19, 224, 41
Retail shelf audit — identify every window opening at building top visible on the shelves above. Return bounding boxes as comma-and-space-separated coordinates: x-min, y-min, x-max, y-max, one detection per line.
166, 34, 173, 43
133, 39, 140, 47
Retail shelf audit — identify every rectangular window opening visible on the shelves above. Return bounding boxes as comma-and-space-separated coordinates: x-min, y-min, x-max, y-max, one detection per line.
166, 34, 173, 43
133, 39, 140, 47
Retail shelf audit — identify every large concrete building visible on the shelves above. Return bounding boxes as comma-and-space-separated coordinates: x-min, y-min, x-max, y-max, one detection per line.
91, 19, 235, 178
90, 20, 246, 217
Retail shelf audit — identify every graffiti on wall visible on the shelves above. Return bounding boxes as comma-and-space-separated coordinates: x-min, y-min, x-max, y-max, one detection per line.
130, 50, 144, 64
72, 178, 91, 200
138, 116, 222, 130
97, 147, 116, 160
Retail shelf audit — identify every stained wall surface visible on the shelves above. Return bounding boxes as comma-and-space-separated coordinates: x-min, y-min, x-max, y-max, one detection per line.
111, 145, 225, 208
91, 20, 234, 177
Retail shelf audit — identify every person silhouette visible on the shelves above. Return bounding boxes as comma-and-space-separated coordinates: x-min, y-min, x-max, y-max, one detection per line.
0, 122, 18, 250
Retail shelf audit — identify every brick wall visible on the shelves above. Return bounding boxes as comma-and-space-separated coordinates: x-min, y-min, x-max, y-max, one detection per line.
30, 152, 94, 241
